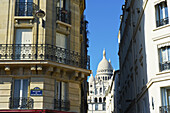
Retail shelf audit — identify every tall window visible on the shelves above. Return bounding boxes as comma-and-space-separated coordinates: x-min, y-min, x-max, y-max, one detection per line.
160, 87, 170, 112
99, 97, 102, 103
12, 79, 29, 109
56, 0, 70, 24
15, 29, 33, 59
95, 104, 98, 110
94, 98, 97, 103
15, 0, 33, 16
155, 1, 169, 27
54, 81, 69, 110
56, 33, 67, 49
103, 104, 106, 110
159, 46, 170, 71
100, 88, 102, 94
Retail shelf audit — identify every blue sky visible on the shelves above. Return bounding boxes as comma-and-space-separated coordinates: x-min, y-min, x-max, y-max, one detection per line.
85, 0, 124, 77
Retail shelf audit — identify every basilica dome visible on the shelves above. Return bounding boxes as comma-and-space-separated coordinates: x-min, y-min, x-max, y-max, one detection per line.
97, 49, 113, 75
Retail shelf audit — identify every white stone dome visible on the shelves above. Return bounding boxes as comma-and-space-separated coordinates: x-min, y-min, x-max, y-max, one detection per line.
97, 49, 113, 75
89, 74, 95, 82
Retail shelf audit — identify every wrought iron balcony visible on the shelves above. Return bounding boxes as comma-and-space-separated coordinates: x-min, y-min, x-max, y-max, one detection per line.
9, 97, 33, 109
56, 7, 71, 24
54, 99, 70, 111
15, 2, 38, 16
160, 61, 170, 71
0, 44, 90, 69
160, 106, 170, 113
156, 17, 169, 27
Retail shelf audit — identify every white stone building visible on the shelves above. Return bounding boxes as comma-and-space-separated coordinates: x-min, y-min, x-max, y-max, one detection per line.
88, 50, 114, 113
117, 0, 170, 113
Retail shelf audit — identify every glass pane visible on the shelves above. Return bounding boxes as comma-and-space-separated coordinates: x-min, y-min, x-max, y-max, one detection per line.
167, 89, 170, 106
162, 48, 167, 62
168, 47, 170, 61
159, 3, 163, 20
159, 49, 162, 63
22, 79, 28, 98
14, 80, 21, 98
165, 7, 168, 18
61, 82, 68, 100
13, 80, 21, 108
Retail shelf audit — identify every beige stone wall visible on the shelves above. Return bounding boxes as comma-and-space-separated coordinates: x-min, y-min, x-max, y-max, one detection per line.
0, 78, 12, 109
43, 78, 55, 109
70, 1, 81, 53
30, 77, 44, 109
69, 82, 81, 113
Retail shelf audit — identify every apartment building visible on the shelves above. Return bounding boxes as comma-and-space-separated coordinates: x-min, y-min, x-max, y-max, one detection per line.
0, 0, 91, 113
117, 0, 170, 113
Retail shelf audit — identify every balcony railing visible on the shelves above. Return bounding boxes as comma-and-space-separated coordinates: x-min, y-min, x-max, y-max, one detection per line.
0, 44, 90, 69
54, 99, 70, 111
156, 17, 169, 27
160, 106, 170, 113
160, 61, 170, 71
56, 7, 71, 24
9, 97, 33, 109
15, 2, 38, 16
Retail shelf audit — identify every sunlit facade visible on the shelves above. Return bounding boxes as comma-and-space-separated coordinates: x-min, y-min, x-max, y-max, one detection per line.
0, 0, 90, 113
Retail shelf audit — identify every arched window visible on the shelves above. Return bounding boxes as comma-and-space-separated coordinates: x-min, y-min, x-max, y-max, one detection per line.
105, 76, 107, 80
99, 97, 102, 103
95, 98, 97, 103
103, 97, 106, 102
103, 76, 104, 80
100, 88, 102, 93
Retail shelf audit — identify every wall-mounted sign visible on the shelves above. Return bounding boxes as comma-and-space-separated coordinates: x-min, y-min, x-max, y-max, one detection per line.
30, 87, 43, 96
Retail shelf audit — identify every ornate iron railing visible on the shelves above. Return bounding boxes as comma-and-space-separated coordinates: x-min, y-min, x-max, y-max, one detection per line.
0, 44, 90, 69
9, 97, 33, 109
15, 2, 38, 16
54, 99, 70, 111
156, 17, 169, 27
160, 61, 170, 71
56, 7, 71, 24
160, 106, 170, 113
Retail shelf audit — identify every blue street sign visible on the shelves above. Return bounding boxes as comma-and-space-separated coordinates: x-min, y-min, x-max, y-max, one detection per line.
30, 87, 43, 96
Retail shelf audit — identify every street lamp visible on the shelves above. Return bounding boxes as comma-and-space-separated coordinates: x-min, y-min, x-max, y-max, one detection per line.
35, 9, 45, 18
35, 9, 45, 59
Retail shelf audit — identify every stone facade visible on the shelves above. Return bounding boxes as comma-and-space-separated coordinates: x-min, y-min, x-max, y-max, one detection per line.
0, 0, 90, 113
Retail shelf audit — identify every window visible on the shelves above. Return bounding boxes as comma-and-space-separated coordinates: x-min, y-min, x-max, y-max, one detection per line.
95, 104, 98, 110
15, 0, 33, 16
103, 97, 106, 102
54, 81, 69, 110
15, 29, 33, 59
95, 89, 98, 95
160, 88, 170, 112
56, 0, 70, 24
159, 46, 170, 71
103, 104, 106, 110
105, 76, 107, 80
11, 79, 29, 109
100, 88, 102, 94
56, 33, 67, 49
99, 97, 102, 103
94, 98, 97, 103
90, 85, 92, 87
155, 1, 169, 27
